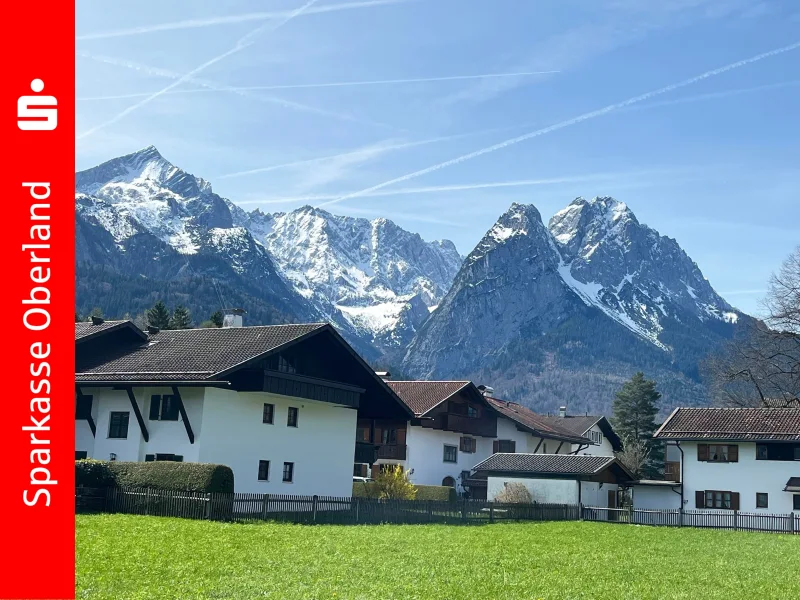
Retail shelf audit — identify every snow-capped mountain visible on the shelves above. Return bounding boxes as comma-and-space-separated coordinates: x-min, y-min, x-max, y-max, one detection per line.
75, 146, 462, 355
403, 199, 749, 413
231, 206, 462, 349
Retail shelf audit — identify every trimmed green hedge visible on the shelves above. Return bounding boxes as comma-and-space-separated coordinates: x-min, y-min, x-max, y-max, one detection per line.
75, 460, 234, 493
352, 482, 457, 502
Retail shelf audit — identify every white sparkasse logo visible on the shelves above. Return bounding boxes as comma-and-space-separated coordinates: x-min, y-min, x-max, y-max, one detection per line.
18, 79, 57, 131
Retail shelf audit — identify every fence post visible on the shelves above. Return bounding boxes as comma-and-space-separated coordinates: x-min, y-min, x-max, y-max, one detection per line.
734, 509, 738, 531
145, 488, 151, 516
354, 498, 359, 524
461, 500, 467, 523
678, 507, 683, 527
261, 494, 270, 521
312, 495, 318, 523
489, 504, 495, 524
790, 513, 795, 535
579, 503, 584, 521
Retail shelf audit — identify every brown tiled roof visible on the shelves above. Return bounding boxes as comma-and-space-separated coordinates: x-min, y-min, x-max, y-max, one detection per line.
75, 320, 144, 342
654, 407, 800, 441
473, 453, 621, 476
76, 323, 327, 383
486, 398, 590, 444
386, 381, 472, 416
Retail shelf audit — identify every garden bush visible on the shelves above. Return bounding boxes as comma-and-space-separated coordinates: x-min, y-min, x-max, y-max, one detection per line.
75, 460, 234, 493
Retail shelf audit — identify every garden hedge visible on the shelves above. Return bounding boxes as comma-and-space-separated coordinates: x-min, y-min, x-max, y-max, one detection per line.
75, 460, 234, 493
351, 482, 457, 502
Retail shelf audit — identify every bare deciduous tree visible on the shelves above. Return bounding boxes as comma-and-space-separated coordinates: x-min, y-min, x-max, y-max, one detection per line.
706, 246, 800, 407
616, 436, 651, 479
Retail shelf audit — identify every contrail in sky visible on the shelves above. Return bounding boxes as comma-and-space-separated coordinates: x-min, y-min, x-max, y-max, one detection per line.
76, 71, 560, 101
77, 0, 319, 140
75, 0, 411, 40
317, 40, 800, 208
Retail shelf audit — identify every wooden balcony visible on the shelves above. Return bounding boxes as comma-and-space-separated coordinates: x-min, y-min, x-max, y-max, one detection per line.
354, 442, 377, 464
376, 444, 407, 461
664, 461, 681, 482
443, 413, 497, 437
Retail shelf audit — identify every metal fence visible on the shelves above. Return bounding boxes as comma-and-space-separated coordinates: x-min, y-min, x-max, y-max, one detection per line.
76, 487, 799, 534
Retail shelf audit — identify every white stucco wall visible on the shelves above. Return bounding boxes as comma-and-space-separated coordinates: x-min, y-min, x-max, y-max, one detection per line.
579, 481, 619, 507
681, 441, 799, 513
488, 476, 580, 504
199, 388, 357, 496
632, 485, 682, 510
572, 424, 615, 457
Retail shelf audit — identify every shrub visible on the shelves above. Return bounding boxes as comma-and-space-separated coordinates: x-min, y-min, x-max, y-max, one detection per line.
494, 482, 533, 504
372, 466, 417, 500
351, 481, 456, 502
74, 461, 234, 493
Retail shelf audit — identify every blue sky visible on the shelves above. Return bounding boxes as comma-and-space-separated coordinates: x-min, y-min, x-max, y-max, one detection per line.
75, 0, 800, 316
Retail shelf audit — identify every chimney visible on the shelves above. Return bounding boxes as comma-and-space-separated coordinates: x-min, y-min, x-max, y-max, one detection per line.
222, 308, 245, 328
375, 371, 391, 380
91, 315, 104, 325
559, 406, 567, 418
477, 384, 495, 397
147, 325, 160, 335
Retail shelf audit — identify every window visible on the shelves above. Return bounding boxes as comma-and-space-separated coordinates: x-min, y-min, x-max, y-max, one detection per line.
149, 395, 179, 421
75, 395, 92, 419
795, 447, 800, 461
757, 444, 768, 460
756, 493, 768, 509
353, 464, 368, 477
460, 470, 471, 481
287, 407, 299, 427
696, 490, 739, 510
794, 495, 800, 511
108, 412, 129, 439
144, 454, 183, 462
460, 436, 477, 453
262, 403, 274, 424
380, 428, 398, 444
75, 451, 88, 460
697, 444, 738, 463
443, 444, 458, 463
588, 430, 603, 445
494, 439, 516, 453
467, 405, 479, 418
258, 460, 270, 481
282, 462, 294, 483
756, 443, 800, 461
278, 355, 296, 374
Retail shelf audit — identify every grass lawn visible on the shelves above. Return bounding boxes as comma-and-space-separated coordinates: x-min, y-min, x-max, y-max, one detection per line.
77, 515, 800, 600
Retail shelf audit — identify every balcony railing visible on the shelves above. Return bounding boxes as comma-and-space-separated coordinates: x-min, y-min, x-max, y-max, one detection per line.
664, 461, 681, 482
443, 413, 497, 438
354, 442, 377, 464
377, 444, 407, 461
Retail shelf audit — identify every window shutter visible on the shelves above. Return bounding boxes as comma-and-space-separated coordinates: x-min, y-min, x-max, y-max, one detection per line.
460, 437, 466, 452
695, 490, 704, 508
493, 440, 499, 453
149, 395, 161, 420
697, 444, 709, 461
731, 492, 740, 511
145, 454, 155, 462
728, 445, 738, 462
510, 440, 516, 453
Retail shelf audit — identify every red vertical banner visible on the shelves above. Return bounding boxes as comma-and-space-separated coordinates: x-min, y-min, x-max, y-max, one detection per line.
1, 1, 75, 599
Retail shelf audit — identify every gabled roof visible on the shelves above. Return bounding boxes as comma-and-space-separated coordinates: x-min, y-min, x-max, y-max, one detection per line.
535, 414, 623, 451
654, 407, 800, 442
473, 453, 632, 480
785, 477, 800, 492
75, 319, 147, 343
763, 398, 800, 408
386, 380, 473, 416
76, 323, 328, 383
485, 398, 590, 444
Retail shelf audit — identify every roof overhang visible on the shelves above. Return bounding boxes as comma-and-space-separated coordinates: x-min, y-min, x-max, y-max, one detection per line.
784, 477, 800, 492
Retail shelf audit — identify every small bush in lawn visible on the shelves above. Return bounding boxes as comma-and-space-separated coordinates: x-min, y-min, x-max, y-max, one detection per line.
373, 466, 417, 500
495, 483, 533, 504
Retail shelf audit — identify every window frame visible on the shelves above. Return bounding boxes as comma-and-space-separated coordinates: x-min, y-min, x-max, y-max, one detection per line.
756, 493, 768, 509
443, 444, 458, 463
108, 411, 130, 439
258, 460, 270, 482
495, 439, 516, 453
697, 443, 738, 463
149, 394, 180, 421
282, 461, 294, 483
75, 450, 88, 460
262, 403, 275, 425
460, 436, 476, 454
287, 406, 299, 428
794, 495, 800, 511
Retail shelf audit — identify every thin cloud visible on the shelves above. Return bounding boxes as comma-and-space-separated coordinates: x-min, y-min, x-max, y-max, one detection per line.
76, 0, 320, 140
317, 40, 800, 208
77, 71, 560, 101
622, 79, 800, 112
76, 0, 413, 40
79, 51, 399, 132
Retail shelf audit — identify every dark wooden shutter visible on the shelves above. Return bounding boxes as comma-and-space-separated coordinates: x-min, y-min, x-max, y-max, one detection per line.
731, 492, 740, 510
149, 395, 161, 420
697, 444, 709, 461
695, 490, 705, 508
728, 445, 738, 462
493, 440, 499, 453
510, 440, 516, 453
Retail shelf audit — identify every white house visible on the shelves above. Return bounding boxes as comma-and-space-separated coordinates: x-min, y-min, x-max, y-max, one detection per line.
654, 407, 800, 513
472, 453, 634, 508
75, 317, 413, 496
535, 408, 623, 457
358, 380, 590, 498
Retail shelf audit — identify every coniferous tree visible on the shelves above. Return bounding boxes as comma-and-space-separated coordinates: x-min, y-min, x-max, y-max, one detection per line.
170, 305, 192, 330
209, 310, 224, 328
612, 372, 664, 478
147, 301, 171, 330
